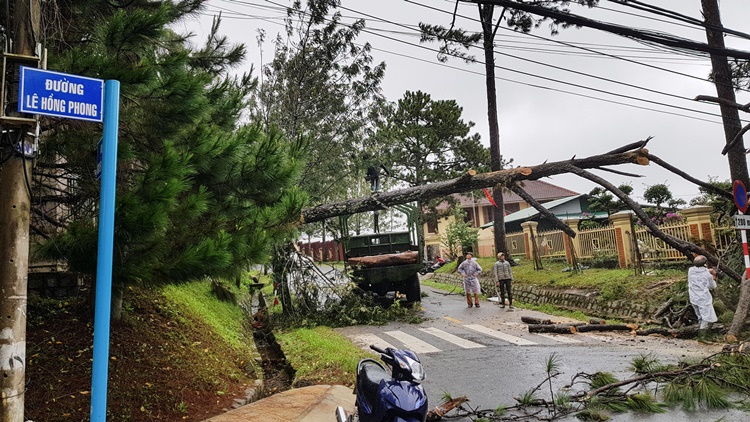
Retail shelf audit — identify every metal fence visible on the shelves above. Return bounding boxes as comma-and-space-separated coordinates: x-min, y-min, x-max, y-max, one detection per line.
506, 232, 526, 256
634, 220, 692, 261
577, 225, 618, 258
714, 226, 738, 255
534, 228, 567, 258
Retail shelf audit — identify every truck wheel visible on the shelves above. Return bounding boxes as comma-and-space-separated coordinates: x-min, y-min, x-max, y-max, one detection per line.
404, 274, 421, 304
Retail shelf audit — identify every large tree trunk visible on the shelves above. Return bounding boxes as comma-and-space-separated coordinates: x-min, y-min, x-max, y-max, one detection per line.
478, 4, 508, 256
701, 0, 750, 341
301, 148, 648, 223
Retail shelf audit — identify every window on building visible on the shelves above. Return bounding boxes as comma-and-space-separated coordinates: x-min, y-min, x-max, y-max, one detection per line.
427, 219, 439, 234
482, 206, 494, 225
464, 208, 477, 227
505, 203, 521, 214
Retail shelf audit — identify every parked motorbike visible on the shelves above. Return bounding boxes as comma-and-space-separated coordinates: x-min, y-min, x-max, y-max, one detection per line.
335, 345, 428, 422
418, 259, 448, 275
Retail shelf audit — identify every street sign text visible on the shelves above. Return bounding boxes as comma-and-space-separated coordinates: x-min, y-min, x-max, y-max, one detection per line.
18, 67, 104, 122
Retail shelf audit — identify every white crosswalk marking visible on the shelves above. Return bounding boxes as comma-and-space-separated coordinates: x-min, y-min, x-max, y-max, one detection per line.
384, 331, 442, 354
464, 324, 538, 346
419, 327, 485, 349
534, 333, 582, 343
352, 333, 396, 352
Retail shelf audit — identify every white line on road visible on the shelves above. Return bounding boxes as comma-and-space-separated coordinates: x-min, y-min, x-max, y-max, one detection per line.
534, 333, 583, 343
464, 324, 538, 346
384, 331, 442, 354
419, 327, 485, 349
352, 333, 396, 352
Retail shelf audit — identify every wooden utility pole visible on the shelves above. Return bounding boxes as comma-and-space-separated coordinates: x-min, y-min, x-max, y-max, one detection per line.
0, 0, 41, 420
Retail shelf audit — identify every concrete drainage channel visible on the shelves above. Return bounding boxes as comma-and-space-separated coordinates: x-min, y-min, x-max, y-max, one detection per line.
234, 294, 295, 409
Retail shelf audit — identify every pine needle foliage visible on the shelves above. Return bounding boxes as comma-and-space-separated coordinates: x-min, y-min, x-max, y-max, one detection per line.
663, 377, 731, 411
34, 0, 306, 318
518, 389, 538, 406
625, 393, 666, 413
630, 353, 674, 374
589, 372, 619, 391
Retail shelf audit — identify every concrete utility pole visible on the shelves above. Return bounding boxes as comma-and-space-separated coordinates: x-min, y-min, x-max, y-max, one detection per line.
700, 0, 750, 187
0, 0, 41, 420
701, 0, 750, 341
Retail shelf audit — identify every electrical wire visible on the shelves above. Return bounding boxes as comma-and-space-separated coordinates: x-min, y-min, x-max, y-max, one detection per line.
208, 0, 742, 124
329, 1, 733, 120
404, 0, 750, 93
605, 0, 750, 41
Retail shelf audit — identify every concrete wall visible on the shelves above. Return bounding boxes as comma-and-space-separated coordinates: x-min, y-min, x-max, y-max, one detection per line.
431, 273, 654, 321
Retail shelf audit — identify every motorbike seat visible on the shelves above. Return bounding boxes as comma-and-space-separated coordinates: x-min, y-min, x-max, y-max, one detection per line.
358, 359, 389, 404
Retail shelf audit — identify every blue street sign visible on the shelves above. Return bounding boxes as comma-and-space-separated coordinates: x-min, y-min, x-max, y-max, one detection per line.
734, 180, 748, 214
18, 66, 104, 122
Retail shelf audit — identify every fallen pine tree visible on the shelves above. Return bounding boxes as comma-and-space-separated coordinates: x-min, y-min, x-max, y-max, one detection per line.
425, 348, 750, 421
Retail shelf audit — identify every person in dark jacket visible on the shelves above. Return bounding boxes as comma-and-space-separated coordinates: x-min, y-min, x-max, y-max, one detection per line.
493, 252, 514, 310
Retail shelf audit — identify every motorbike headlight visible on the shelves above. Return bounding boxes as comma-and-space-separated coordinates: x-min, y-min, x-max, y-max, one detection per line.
410, 360, 425, 382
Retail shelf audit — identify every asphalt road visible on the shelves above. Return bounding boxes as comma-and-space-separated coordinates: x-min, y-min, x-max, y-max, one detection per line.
335, 282, 746, 422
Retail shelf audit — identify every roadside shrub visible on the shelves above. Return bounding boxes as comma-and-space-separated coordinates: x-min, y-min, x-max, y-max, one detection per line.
599, 281, 626, 301
582, 252, 619, 269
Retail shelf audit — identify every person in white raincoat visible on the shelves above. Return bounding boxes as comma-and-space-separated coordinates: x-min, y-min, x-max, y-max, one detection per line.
687, 255, 718, 332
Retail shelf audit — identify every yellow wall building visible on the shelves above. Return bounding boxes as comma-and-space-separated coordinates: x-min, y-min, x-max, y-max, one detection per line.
424, 180, 579, 259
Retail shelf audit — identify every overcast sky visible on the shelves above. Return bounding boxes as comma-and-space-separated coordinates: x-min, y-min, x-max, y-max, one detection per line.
180, 0, 750, 205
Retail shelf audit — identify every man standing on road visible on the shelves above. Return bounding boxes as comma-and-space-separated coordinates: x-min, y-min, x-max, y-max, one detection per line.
458, 252, 482, 308
687, 255, 718, 339
493, 252, 514, 310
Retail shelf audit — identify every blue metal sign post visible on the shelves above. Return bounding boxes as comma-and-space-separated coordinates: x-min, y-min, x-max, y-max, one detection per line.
18, 66, 104, 122
90, 80, 120, 421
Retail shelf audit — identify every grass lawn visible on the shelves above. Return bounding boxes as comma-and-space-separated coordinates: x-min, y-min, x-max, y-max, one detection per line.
437, 257, 685, 301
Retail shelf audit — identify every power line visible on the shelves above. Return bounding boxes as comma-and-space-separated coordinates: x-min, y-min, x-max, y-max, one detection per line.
604, 0, 750, 41
331, 2, 729, 120
205, 0, 740, 124
405, 0, 748, 93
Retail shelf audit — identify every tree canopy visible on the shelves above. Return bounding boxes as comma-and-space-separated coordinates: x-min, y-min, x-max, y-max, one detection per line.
34, 1, 306, 302
376, 90, 490, 188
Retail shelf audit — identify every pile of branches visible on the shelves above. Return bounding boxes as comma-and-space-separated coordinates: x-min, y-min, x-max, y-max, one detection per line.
521, 311, 728, 340
643, 297, 728, 339
428, 346, 750, 421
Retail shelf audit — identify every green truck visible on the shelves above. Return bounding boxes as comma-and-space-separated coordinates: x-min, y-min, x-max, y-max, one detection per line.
340, 205, 423, 305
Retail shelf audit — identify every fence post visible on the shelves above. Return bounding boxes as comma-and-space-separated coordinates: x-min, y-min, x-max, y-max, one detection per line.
682, 206, 714, 244
521, 221, 539, 260
610, 211, 634, 268
563, 219, 580, 264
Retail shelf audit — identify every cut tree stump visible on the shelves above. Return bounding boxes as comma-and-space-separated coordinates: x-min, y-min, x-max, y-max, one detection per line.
589, 318, 606, 325
528, 324, 576, 334
521, 316, 552, 325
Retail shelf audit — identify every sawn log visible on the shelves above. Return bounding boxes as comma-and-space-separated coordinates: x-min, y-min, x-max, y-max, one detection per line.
347, 251, 419, 268
521, 316, 552, 325
528, 324, 576, 334
575, 324, 635, 333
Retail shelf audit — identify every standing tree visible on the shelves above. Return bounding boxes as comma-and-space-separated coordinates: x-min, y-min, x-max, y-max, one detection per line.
377, 90, 490, 188
33, 2, 307, 319
588, 184, 634, 217
419, 0, 598, 257
642, 183, 686, 225
375, 90, 490, 253
252, 0, 386, 206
